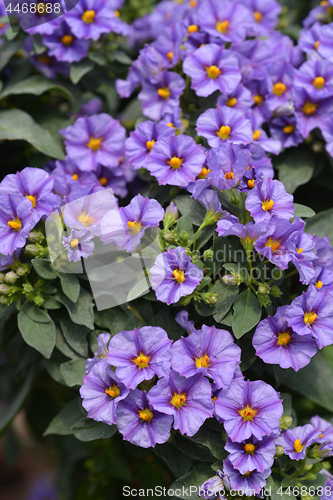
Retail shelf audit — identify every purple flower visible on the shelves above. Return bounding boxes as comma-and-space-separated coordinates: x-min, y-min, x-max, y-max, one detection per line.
147, 370, 214, 436
0, 195, 33, 256
310, 416, 333, 444
205, 143, 250, 190
60, 114, 126, 172
171, 325, 241, 389
198, 470, 227, 499
238, 0, 281, 36
322, 477, 333, 500
276, 424, 319, 460
270, 116, 303, 149
215, 379, 283, 442
265, 62, 295, 113
253, 306, 317, 372
223, 458, 271, 495
217, 220, 267, 242
101, 194, 164, 252
150, 246, 203, 305
288, 232, 316, 285
293, 87, 333, 139
225, 435, 276, 474
66, 0, 128, 41
183, 44, 241, 97
175, 310, 196, 334
245, 144, 274, 179
125, 121, 175, 170
298, 23, 325, 57
294, 60, 333, 100
138, 71, 185, 121
199, 0, 253, 44
285, 288, 333, 349
43, 21, 90, 63
254, 218, 305, 270
85, 332, 111, 374
217, 84, 253, 113
245, 178, 294, 224
107, 326, 172, 390
249, 113, 282, 155
62, 229, 94, 262
196, 107, 252, 148
80, 359, 129, 425
116, 389, 173, 448
146, 134, 205, 187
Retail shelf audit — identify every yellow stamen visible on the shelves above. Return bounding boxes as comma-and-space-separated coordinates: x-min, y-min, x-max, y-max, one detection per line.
188, 24, 199, 33
105, 384, 120, 398
7, 218, 22, 231
168, 156, 183, 169
37, 3, 46, 15
167, 51, 174, 61
197, 167, 211, 180
87, 137, 102, 150
314, 40, 320, 50
212, 396, 217, 403
146, 140, 155, 151
114, 10, 120, 17
283, 125, 295, 134
313, 76, 325, 89
195, 355, 210, 368
78, 213, 94, 227
26, 195, 37, 208
166, 122, 175, 128
170, 393, 187, 408
226, 97, 237, 107
294, 439, 304, 453
173, 268, 185, 283
319, 429, 324, 439
133, 353, 150, 369
206, 65, 221, 79
239, 405, 257, 421
304, 312, 317, 325
265, 237, 281, 253
216, 20, 229, 33
244, 471, 252, 476
253, 129, 261, 140
277, 331, 292, 346
253, 94, 263, 105
302, 101, 317, 115
139, 408, 153, 422
127, 220, 142, 234
190, 0, 198, 7
244, 443, 256, 454
224, 171, 234, 180
262, 199, 274, 211
157, 87, 171, 99
70, 238, 79, 249
61, 35, 73, 45
321, 0, 328, 6
216, 125, 231, 140
82, 10, 96, 23
99, 177, 108, 186
248, 179, 255, 189
72, 173, 79, 181
273, 82, 287, 96
296, 247, 303, 254
253, 11, 262, 22
315, 280, 323, 289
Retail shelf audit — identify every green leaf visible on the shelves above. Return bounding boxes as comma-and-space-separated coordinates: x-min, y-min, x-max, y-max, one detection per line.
0, 365, 37, 436
173, 434, 216, 463
154, 444, 194, 479
21, 302, 51, 323
196, 226, 216, 250
42, 296, 61, 309
232, 288, 262, 339
56, 273, 80, 303
0, 75, 73, 100
60, 359, 86, 387
305, 208, 333, 244
55, 326, 81, 360
0, 109, 65, 159
32, 258, 57, 280
276, 148, 315, 194
212, 280, 239, 323
18, 303, 56, 358
267, 476, 296, 500
293, 203, 316, 219
0, 33, 25, 71
59, 314, 89, 357
71, 418, 117, 442
70, 60, 94, 84
44, 398, 84, 436
177, 215, 194, 240
54, 288, 94, 329
150, 308, 184, 341
175, 195, 206, 226
282, 347, 333, 412
188, 427, 227, 461
169, 464, 214, 499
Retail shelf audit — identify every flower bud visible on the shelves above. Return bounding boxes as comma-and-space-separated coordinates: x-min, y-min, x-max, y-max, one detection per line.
203, 249, 213, 260
222, 274, 238, 286
201, 293, 217, 305
28, 231, 42, 243
16, 264, 30, 276
312, 141, 324, 153
25, 244, 40, 257
0, 296, 10, 304
162, 231, 176, 243
280, 416, 293, 430
5, 271, 18, 284
34, 295, 44, 307
0, 284, 11, 295
308, 442, 333, 460
258, 283, 270, 295
163, 202, 179, 230
23, 283, 34, 294
0, 273, 5, 284
274, 445, 285, 458
273, 101, 295, 117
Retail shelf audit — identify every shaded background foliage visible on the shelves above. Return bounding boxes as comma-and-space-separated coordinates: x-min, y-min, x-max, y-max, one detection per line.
1, 0, 333, 499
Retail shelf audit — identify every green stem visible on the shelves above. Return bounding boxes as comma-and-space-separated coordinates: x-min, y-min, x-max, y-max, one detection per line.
127, 306, 147, 325
192, 222, 206, 252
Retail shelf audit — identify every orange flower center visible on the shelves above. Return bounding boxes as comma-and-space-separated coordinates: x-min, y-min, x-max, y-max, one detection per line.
133, 353, 150, 369
139, 408, 153, 422
26, 194, 37, 208
72, 173, 79, 181
167, 51, 174, 61
294, 439, 304, 453
188, 24, 199, 33
302, 101, 317, 115
265, 237, 281, 253
262, 199, 274, 211
304, 312, 317, 325
216, 20, 229, 33
99, 177, 108, 186
313, 76, 325, 89
127, 220, 142, 234
315, 280, 323, 289
314, 40, 320, 50
197, 167, 211, 180
273, 82, 287, 96
253, 11, 262, 22
78, 212, 94, 227
173, 268, 185, 283
170, 393, 187, 408
277, 331, 292, 346
224, 171, 234, 180
239, 405, 257, 421
283, 125, 295, 134
206, 65, 221, 78
253, 94, 263, 105
244, 443, 256, 453
168, 156, 183, 169
82, 10, 96, 23
253, 129, 261, 140
61, 35, 73, 45
226, 97, 237, 107
105, 384, 120, 398
157, 87, 171, 99
216, 125, 231, 140
87, 137, 103, 150
69, 238, 79, 249
7, 218, 22, 231
195, 355, 210, 368
248, 179, 255, 189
